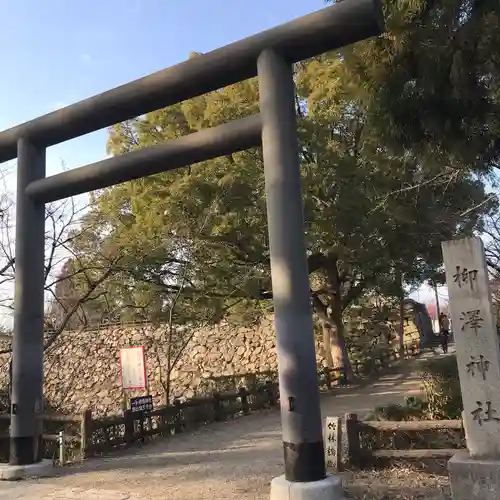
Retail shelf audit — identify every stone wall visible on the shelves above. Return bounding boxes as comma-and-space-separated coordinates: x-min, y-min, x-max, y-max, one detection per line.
0, 317, 324, 417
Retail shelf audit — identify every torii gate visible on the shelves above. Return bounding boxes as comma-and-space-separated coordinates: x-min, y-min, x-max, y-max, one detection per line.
0, 0, 384, 496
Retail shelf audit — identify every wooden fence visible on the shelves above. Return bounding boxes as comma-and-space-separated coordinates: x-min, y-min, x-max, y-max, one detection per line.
84, 340, 419, 458
345, 413, 465, 468
85, 381, 279, 457
0, 381, 280, 462
0, 411, 84, 463
0, 340, 421, 463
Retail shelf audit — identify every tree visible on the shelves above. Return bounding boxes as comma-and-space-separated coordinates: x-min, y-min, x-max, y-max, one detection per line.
0, 168, 15, 312
482, 208, 500, 325
326, 0, 500, 173
0, 173, 121, 350
153, 263, 246, 404
79, 55, 493, 373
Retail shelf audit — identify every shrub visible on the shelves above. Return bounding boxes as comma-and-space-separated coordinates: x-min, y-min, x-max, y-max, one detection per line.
418, 355, 462, 420
359, 358, 464, 454
197, 370, 278, 396
361, 395, 464, 452
364, 396, 427, 422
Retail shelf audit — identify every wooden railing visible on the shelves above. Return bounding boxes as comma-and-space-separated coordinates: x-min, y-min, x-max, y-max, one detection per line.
0, 340, 422, 463
85, 381, 279, 456
0, 383, 279, 462
71, 341, 420, 458
0, 411, 84, 464
345, 413, 465, 468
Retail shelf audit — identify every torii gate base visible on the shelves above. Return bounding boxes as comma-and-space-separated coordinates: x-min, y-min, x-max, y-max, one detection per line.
271, 475, 345, 500
0, 460, 53, 481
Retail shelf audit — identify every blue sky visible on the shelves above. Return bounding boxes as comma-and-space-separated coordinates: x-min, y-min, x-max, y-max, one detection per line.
0, 0, 322, 177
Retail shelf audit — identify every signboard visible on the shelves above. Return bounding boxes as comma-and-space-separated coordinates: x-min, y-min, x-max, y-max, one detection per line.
120, 346, 147, 390
130, 395, 153, 413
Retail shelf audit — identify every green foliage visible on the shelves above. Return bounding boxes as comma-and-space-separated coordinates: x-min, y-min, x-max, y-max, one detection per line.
344, 299, 398, 359
359, 355, 464, 453
361, 377, 464, 453
81, 73, 491, 325
364, 396, 427, 422
418, 355, 463, 419
327, 0, 500, 173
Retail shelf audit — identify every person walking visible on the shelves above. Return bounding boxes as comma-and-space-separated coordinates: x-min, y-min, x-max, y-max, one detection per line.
439, 313, 450, 353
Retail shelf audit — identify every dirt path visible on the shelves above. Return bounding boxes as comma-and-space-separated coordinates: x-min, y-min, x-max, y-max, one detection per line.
0, 360, 447, 499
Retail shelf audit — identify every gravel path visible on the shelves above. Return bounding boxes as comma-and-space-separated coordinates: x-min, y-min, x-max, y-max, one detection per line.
0, 362, 440, 500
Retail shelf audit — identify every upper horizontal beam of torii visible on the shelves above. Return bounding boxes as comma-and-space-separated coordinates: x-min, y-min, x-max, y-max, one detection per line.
0, 0, 383, 164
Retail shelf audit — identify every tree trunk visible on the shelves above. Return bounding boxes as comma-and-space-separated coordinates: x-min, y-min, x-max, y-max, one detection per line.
397, 271, 405, 358
433, 282, 441, 334
317, 307, 352, 378
164, 322, 174, 405
399, 295, 405, 358
330, 311, 352, 378
321, 320, 335, 368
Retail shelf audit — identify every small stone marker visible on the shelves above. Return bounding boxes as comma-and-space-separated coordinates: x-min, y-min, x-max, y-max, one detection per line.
442, 237, 500, 458
324, 417, 342, 471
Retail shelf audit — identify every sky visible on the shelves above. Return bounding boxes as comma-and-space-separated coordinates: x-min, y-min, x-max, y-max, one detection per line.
0, 0, 446, 322
0, 0, 322, 176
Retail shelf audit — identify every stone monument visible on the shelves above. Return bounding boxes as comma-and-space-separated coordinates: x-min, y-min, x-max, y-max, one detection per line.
442, 237, 500, 500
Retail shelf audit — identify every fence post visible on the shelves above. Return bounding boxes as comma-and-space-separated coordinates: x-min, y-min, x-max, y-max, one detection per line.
80, 409, 92, 459
138, 411, 146, 443
158, 409, 165, 437
265, 380, 277, 406
340, 367, 348, 385
58, 430, 65, 466
239, 387, 250, 415
378, 355, 385, 370
174, 399, 182, 434
213, 392, 222, 421
324, 368, 332, 390
345, 413, 361, 468
124, 410, 134, 445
